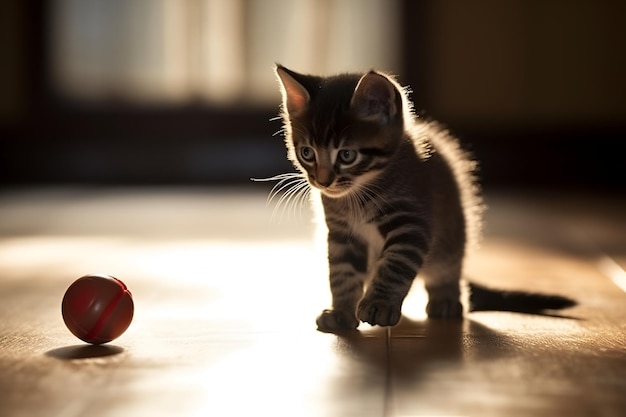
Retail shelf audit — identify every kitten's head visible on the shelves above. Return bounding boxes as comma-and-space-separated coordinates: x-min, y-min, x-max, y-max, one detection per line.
275, 65, 406, 199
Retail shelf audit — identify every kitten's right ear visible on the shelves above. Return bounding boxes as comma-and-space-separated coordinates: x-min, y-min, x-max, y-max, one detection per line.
275, 64, 310, 116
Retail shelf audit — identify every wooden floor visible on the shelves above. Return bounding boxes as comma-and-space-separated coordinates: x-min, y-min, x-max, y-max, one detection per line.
0, 187, 625, 417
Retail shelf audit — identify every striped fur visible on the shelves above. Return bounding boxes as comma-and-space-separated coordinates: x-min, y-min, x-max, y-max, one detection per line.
275, 65, 484, 332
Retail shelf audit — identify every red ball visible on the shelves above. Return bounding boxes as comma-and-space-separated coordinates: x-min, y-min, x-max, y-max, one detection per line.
62, 274, 134, 345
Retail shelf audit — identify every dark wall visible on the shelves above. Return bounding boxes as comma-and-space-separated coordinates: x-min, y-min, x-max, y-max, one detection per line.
1, 1, 624, 190
401, 1, 626, 191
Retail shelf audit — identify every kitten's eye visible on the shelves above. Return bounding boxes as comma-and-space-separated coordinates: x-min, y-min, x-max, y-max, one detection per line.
299, 146, 316, 162
338, 149, 358, 165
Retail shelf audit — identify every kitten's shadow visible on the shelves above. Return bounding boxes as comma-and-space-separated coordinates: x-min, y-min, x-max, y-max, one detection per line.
332, 315, 514, 385
46, 344, 125, 360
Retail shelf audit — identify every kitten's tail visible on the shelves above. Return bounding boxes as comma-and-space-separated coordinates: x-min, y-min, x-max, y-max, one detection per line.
468, 282, 577, 314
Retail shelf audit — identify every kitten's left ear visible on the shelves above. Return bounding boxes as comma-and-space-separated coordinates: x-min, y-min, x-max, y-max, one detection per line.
275, 64, 310, 116
350, 71, 398, 124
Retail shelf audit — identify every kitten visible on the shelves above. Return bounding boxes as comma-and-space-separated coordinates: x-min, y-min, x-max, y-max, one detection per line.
271, 64, 575, 332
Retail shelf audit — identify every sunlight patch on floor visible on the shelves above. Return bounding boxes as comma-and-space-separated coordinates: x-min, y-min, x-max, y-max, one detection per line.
0, 236, 332, 330
597, 255, 626, 293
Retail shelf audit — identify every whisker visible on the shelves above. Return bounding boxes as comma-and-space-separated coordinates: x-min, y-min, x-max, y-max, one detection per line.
252, 173, 307, 206
357, 181, 391, 216
250, 173, 301, 182
270, 178, 304, 207
291, 182, 311, 222
252, 172, 311, 223
274, 178, 308, 222
352, 187, 367, 219
298, 185, 312, 219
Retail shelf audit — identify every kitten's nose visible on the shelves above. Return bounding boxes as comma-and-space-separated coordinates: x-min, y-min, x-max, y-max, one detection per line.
316, 167, 335, 188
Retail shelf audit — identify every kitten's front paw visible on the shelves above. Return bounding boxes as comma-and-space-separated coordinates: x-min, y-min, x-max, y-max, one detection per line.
316, 309, 359, 333
357, 298, 401, 327
426, 299, 463, 319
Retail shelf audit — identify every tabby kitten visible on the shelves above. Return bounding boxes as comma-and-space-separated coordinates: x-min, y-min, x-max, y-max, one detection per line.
273, 64, 574, 332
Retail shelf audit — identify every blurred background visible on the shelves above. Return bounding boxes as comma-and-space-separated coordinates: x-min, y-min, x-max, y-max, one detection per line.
1, 0, 624, 191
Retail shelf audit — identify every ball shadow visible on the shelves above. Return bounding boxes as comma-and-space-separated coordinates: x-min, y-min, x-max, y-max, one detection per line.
46, 344, 125, 360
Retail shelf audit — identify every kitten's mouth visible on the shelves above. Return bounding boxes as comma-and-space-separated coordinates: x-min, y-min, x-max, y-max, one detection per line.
317, 184, 352, 198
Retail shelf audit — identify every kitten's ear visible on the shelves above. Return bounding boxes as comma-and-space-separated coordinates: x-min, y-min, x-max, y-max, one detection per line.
275, 64, 310, 116
350, 71, 398, 124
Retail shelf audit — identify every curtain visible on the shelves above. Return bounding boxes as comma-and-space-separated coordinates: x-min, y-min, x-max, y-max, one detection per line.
51, 0, 400, 105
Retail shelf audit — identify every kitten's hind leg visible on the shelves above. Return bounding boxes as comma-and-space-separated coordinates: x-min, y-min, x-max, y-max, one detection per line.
425, 282, 463, 318
423, 259, 464, 319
